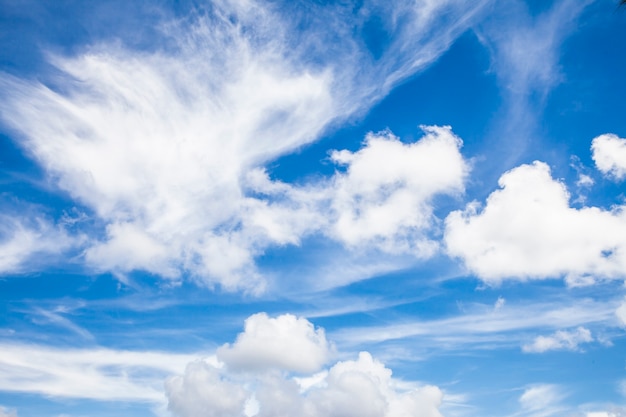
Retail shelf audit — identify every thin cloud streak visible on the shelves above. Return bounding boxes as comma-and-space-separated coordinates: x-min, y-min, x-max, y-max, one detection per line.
332, 298, 617, 351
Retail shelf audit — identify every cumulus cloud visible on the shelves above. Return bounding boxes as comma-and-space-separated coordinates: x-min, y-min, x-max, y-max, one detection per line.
522, 327, 593, 353
166, 313, 445, 417
0, 0, 485, 290
445, 161, 626, 284
217, 313, 333, 373
166, 360, 248, 417
592, 134, 626, 181
167, 351, 443, 417
328, 126, 467, 255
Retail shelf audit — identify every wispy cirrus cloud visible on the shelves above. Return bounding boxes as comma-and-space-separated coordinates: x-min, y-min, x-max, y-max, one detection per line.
522, 327, 593, 353
331, 297, 616, 353
0, 0, 488, 292
0, 343, 200, 402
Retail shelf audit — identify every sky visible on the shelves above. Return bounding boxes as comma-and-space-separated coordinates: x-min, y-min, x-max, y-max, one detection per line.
0, 0, 626, 416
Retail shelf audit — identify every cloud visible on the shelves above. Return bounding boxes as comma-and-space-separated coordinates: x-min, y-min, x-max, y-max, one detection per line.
0, 407, 16, 417
327, 126, 468, 255
0, 211, 77, 275
587, 412, 626, 417
166, 360, 247, 417
519, 384, 565, 417
216, 313, 333, 373
477, 0, 589, 99
445, 161, 626, 284
522, 327, 593, 353
0, 343, 198, 402
0, 0, 486, 290
592, 134, 626, 181
332, 297, 614, 352
616, 301, 626, 327
166, 313, 445, 417
166, 351, 444, 417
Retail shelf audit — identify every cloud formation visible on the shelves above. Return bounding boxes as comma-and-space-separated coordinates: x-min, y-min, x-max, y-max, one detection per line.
167, 352, 444, 417
522, 327, 593, 353
167, 313, 444, 417
0, 210, 77, 275
328, 126, 467, 255
0, 0, 484, 291
592, 134, 626, 181
0, 343, 197, 402
0, 407, 16, 417
445, 161, 626, 284
217, 313, 333, 373
519, 384, 565, 417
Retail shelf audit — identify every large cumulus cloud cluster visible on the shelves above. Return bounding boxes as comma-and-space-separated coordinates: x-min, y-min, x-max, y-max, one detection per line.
166, 313, 444, 417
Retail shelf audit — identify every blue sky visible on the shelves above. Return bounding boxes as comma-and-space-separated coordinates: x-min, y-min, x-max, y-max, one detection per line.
1, 0, 626, 416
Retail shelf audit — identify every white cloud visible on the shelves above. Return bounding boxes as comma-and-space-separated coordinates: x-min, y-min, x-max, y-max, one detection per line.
0, 212, 77, 275
166, 360, 247, 417
0, 0, 486, 290
216, 313, 333, 373
327, 126, 467, 255
522, 327, 593, 353
592, 134, 626, 181
617, 301, 626, 327
333, 298, 614, 352
519, 384, 565, 417
166, 313, 445, 417
587, 412, 626, 417
0, 343, 199, 402
477, 0, 589, 99
0, 407, 16, 417
445, 161, 626, 284
166, 351, 444, 417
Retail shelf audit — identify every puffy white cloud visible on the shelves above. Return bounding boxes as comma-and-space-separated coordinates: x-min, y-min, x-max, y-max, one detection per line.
166, 360, 247, 417
217, 313, 333, 373
167, 313, 445, 417
592, 134, 626, 181
166, 351, 444, 417
0, 0, 485, 290
522, 327, 593, 353
445, 161, 626, 284
328, 126, 467, 255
